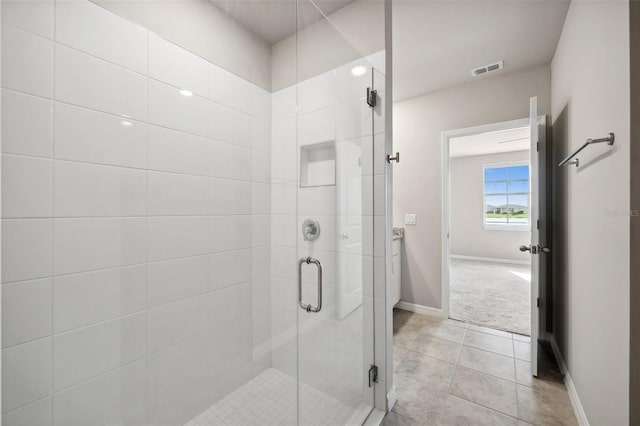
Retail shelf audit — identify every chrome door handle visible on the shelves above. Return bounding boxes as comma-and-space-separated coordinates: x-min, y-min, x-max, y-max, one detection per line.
519, 245, 551, 254
298, 257, 322, 313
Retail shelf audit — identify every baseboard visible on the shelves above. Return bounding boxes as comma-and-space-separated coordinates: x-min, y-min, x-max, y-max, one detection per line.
387, 385, 397, 411
550, 335, 590, 426
395, 301, 446, 318
449, 254, 530, 265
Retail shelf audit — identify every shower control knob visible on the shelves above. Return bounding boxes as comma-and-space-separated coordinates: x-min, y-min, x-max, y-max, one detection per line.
302, 218, 320, 241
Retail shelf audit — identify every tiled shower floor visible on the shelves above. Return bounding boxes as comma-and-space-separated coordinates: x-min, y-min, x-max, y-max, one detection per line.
185, 368, 358, 426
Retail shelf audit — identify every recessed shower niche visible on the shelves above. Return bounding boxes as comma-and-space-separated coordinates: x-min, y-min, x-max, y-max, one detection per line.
300, 141, 336, 187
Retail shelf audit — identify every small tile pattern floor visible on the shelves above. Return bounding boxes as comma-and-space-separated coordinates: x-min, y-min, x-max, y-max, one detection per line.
450, 258, 531, 335
384, 309, 578, 426
185, 368, 356, 426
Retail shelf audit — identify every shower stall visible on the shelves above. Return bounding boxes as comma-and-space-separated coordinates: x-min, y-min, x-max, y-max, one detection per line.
0, 0, 389, 424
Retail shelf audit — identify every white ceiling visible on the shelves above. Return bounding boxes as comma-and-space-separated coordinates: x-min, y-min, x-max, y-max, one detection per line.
450, 126, 530, 158
208, 0, 357, 45
392, 0, 570, 101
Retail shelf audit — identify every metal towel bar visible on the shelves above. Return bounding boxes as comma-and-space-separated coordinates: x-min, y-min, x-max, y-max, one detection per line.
558, 133, 614, 167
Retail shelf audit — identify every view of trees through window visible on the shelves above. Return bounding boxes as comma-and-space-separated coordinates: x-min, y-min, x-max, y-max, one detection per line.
484, 164, 530, 226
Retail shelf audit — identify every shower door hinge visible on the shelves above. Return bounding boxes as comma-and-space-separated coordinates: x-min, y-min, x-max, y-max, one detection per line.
368, 364, 378, 387
366, 87, 377, 107
537, 298, 540, 308
537, 219, 540, 230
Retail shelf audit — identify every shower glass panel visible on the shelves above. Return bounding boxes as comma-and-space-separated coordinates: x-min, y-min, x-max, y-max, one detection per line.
0, 0, 379, 424
294, 1, 377, 424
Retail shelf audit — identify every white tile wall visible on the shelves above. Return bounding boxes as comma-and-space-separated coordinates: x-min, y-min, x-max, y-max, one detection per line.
2, 279, 52, 347
54, 162, 147, 217
55, 44, 147, 120
147, 255, 209, 308
53, 218, 146, 275
147, 216, 209, 262
54, 0, 148, 74
147, 171, 210, 216
54, 103, 147, 168
2, 25, 53, 97
52, 360, 145, 426
2, 155, 52, 218
52, 265, 146, 333
2, 89, 53, 158
2, 338, 52, 412
2, 219, 52, 283
1, 0, 387, 423
146, 333, 209, 399
2, 396, 52, 426
1, 1, 271, 424
209, 64, 252, 115
147, 295, 209, 353
52, 313, 146, 391
147, 125, 212, 176
2, 0, 54, 40
148, 34, 208, 97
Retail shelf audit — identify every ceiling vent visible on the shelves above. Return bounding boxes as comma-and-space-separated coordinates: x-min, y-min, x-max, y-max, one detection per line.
471, 61, 504, 77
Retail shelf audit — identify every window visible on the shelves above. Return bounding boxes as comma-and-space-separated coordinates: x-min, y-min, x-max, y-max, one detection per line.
483, 163, 530, 228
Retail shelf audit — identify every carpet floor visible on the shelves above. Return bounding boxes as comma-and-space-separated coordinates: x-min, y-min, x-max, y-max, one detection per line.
449, 258, 531, 336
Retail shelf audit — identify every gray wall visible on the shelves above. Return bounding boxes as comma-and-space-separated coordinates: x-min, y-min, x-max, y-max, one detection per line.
631, 1, 640, 424
92, 0, 272, 90
393, 64, 550, 308
450, 150, 531, 262
550, 1, 630, 424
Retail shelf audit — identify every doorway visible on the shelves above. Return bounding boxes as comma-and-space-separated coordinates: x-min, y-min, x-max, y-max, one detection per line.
440, 97, 549, 380
443, 118, 533, 337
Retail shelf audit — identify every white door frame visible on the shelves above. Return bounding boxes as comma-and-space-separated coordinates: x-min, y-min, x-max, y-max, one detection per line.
441, 117, 532, 320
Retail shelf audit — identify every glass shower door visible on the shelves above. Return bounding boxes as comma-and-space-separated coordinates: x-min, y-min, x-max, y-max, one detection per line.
295, 1, 377, 423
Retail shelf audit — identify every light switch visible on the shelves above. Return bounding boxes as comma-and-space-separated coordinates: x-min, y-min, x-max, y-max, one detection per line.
405, 214, 416, 225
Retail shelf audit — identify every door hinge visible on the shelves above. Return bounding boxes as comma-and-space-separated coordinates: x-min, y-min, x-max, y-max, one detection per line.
368, 364, 378, 387
387, 152, 400, 163
537, 219, 539, 230
537, 298, 540, 308
536, 141, 539, 152
367, 87, 377, 108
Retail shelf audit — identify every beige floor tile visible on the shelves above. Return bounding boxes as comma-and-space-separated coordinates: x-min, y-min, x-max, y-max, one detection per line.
393, 346, 410, 372
514, 359, 533, 387
394, 323, 425, 349
439, 394, 519, 426
394, 309, 431, 331
457, 346, 516, 382
436, 317, 469, 329
464, 330, 514, 357
516, 383, 578, 426
392, 376, 448, 425
421, 319, 468, 343
512, 334, 530, 343
468, 324, 513, 339
395, 350, 456, 390
449, 367, 518, 417
401, 335, 462, 364
513, 340, 530, 361
382, 412, 420, 426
